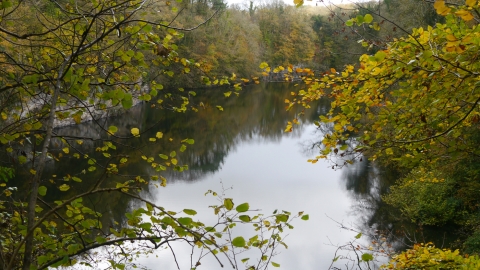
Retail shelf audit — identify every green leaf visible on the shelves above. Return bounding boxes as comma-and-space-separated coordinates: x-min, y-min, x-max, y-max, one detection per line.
169, 151, 176, 158
362, 253, 374, 262
375, 51, 387, 62
178, 217, 192, 226
150, 89, 158, 97
236, 203, 249, 212
231, 236, 246, 247
121, 93, 133, 109
183, 209, 197, 215
355, 233, 362, 239
301, 214, 309, 221
140, 223, 152, 232
276, 214, 289, 222
96, 236, 107, 244
239, 215, 251, 222
38, 255, 49, 265
18, 155, 27, 164
175, 227, 187, 237
38, 186, 47, 196
131, 128, 140, 137
224, 198, 234, 210
271, 262, 281, 267
59, 184, 70, 191
345, 19, 353, 27
205, 226, 216, 232
356, 15, 364, 25
1, 0, 12, 9
364, 14, 373, 23
108, 126, 118, 134
162, 216, 174, 226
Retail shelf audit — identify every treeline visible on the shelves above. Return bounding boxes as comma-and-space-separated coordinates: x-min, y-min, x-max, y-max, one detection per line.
151, 0, 446, 88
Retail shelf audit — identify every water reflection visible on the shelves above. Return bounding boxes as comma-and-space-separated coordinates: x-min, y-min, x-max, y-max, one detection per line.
341, 160, 460, 252
12, 83, 325, 230
8, 81, 460, 268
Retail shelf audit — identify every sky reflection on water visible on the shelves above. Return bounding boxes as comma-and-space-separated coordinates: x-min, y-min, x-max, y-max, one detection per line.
139, 124, 361, 270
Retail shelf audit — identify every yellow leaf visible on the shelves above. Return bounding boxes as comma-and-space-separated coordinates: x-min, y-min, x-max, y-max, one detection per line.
131, 128, 140, 137
156, 132, 163, 139
284, 122, 293, 132
293, 0, 303, 6
62, 147, 69, 154
446, 34, 457, 41
455, 9, 474, 21
466, 0, 476, 7
160, 176, 167, 187
433, 0, 451, 15
59, 184, 70, 191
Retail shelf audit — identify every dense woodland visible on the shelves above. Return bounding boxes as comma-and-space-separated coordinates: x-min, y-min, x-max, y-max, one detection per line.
1, 0, 480, 269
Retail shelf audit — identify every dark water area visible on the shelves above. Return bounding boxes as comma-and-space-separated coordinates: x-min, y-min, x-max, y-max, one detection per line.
8, 83, 458, 269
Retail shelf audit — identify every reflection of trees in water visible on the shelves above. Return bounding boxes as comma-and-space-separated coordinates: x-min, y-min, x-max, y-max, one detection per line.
341, 161, 459, 252
10, 83, 326, 227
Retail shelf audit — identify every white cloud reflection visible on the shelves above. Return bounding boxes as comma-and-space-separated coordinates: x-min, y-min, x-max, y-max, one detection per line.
138, 125, 361, 269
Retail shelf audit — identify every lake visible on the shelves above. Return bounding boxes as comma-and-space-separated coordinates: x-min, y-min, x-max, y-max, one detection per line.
15, 82, 450, 269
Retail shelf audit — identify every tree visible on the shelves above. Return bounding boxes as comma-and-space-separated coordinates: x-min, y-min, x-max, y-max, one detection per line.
281, 0, 480, 170
0, 1, 307, 269
383, 243, 480, 269
273, 0, 480, 267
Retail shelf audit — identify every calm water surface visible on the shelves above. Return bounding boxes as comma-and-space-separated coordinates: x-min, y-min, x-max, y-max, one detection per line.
139, 124, 359, 269
16, 83, 441, 269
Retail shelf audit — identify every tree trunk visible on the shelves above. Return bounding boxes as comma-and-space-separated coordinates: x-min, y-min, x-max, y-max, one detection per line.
21, 68, 65, 270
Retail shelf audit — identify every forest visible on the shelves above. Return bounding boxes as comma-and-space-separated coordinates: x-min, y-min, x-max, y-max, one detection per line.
0, 0, 480, 269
